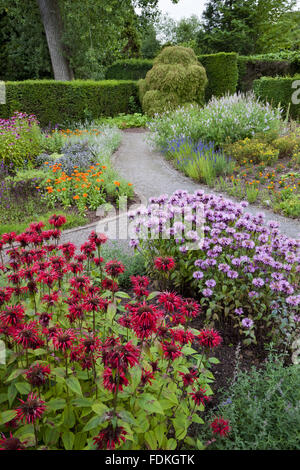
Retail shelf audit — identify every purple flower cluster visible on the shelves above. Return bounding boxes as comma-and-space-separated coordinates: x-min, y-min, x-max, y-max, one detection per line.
129, 190, 300, 345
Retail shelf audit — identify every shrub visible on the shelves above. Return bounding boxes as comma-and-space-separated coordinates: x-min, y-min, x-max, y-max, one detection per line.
237, 56, 294, 92
223, 137, 279, 164
148, 92, 283, 149
198, 52, 238, 100
203, 353, 300, 450
0, 80, 139, 127
272, 134, 300, 159
129, 190, 300, 348
138, 46, 208, 116
0, 112, 42, 166
0, 220, 220, 450
253, 75, 300, 121
105, 59, 153, 80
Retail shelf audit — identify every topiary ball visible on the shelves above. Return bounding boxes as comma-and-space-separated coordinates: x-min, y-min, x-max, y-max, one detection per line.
138, 46, 207, 116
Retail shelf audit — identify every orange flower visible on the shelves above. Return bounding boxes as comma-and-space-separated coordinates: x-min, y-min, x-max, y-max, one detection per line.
73, 195, 79, 200
114, 181, 120, 187
83, 193, 88, 198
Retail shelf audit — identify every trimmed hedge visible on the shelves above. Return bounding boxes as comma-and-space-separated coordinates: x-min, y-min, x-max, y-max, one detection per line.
238, 55, 300, 92
0, 79, 139, 126
105, 59, 153, 80
197, 52, 238, 100
253, 75, 300, 120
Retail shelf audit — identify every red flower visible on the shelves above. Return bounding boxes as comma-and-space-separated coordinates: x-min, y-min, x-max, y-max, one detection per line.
25, 363, 51, 387
80, 241, 96, 257
197, 329, 222, 348
88, 231, 108, 246
38, 312, 52, 328
102, 278, 119, 292
15, 393, 46, 424
158, 291, 182, 313
131, 276, 150, 297
179, 368, 198, 387
78, 333, 102, 354
171, 328, 195, 345
0, 305, 24, 326
13, 322, 43, 350
103, 368, 129, 393
48, 214, 67, 228
69, 275, 90, 291
154, 256, 175, 272
101, 337, 140, 370
162, 341, 182, 360
210, 417, 231, 437
93, 425, 127, 450
51, 328, 76, 351
180, 299, 201, 319
128, 302, 159, 339
105, 260, 125, 278
0, 433, 26, 450
190, 387, 211, 406
140, 369, 155, 386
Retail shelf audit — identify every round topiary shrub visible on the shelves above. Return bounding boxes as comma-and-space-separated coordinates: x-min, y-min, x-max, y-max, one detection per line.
138, 46, 208, 116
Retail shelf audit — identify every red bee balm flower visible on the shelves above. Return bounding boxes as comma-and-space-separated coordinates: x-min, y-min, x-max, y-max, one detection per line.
15, 393, 46, 424
48, 214, 67, 228
0, 433, 26, 450
190, 387, 211, 406
158, 292, 182, 313
0, 305, 24, 326
210, 417, 231, 437
102, 368, 129, 393
105, 260, 125, 278
197, 329, 222, 348
25, 363, 51, 387
13, 322, 44, 350
93, 425, 127, 450
154, 256, 175, 272
162, 341, 182, 360
51, 328, 76, 351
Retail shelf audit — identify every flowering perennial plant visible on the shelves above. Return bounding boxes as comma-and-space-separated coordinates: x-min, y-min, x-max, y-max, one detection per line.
0, 216, 222, 450
129, 190, 300, 347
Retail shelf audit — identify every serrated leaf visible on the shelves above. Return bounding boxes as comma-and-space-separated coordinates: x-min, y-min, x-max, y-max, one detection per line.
146, 291, 160, 301
5, 368, 25, 383
82, 415, 102, 432
92, 403, 109, 416
115, 291, 131, 299
138, 393, 164, 415
0, 409, 17, 425
15, 382, 31, 395
48, 397, 66, 411
145, 430, 158, 450
66, 376, 82, 396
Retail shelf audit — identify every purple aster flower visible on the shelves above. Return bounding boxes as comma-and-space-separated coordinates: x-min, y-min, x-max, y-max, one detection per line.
242, 318, 254, 328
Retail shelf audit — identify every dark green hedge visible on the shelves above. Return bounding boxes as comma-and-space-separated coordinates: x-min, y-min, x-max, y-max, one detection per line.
0, 79, 139, 126
237, 55, 300, 92
253, 75, 300, 120
197, 52, 238, 101
105, 59, 154, 80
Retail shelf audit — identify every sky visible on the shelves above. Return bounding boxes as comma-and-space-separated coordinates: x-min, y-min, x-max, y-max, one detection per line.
157, 0, 300, 20
157, 0, 207, 20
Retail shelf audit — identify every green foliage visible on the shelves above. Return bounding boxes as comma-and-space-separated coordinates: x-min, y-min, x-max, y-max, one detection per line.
203, 353, 300, 450
223, 137, 280, 164
0, 80, 139, 127
198, 53, 238, 100
106, 59, 153, 80
96, 113, 149, 129
253, 75, 300, 120
237, 55, 299, 92
272, 133, 300, 158
138, 46, 208, 116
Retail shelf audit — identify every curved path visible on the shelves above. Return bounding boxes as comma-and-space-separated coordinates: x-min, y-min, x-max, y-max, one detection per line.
111, 130, 300, 240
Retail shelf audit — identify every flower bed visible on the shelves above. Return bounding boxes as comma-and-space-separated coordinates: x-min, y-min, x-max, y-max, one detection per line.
0, 217, 227, 450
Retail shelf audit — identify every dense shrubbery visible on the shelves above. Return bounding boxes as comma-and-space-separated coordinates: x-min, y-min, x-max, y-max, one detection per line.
148, 92, 283, 150
138, 46, 208, 116
0, 80, 139, 127
198, 53, 238, 100
203, 352, 300, 450
223, 138, 280, 164
253, 75, 300, 121
105, 59, 153, 80
129, 190, 300, 349
0, 220, 224, 450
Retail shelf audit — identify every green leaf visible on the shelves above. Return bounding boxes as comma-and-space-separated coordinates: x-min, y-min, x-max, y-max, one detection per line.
44, 427, 60, 446
115, 291, 131, 299
7, 383, 17, 407
166, 438, 177, 450
74, 432, 87, 450
72, 397, 92, 408
146, 291, 160, 301
82, 415, 103, 432
0, 409, 17, 425
63, 405, 76, 428
5, 369, 25, 383
138, 393, 164, 415
135, 413, 149, 433
15, 381, 31, 395
62, 431, 75, 450
66, 376, 82, 396
48, 397, 66, 411
154, 423, 166, 447
92, 403, 109, 416
208, 357, 220, 364
145, 430, 158, 450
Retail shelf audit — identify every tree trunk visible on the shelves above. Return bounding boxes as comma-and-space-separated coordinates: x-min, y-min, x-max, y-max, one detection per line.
37, 0, 74, 80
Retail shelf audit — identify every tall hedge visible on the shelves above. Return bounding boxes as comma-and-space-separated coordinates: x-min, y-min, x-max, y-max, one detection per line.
0, 80, 139, 126
105, 59, 154, 80
253, 75, 300, 120
237, 56, 299, 92
197, 52, 238, 100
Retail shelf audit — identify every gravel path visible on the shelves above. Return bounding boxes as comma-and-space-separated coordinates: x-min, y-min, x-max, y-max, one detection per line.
60, 129, 300, 247
111, 130, 300, 240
